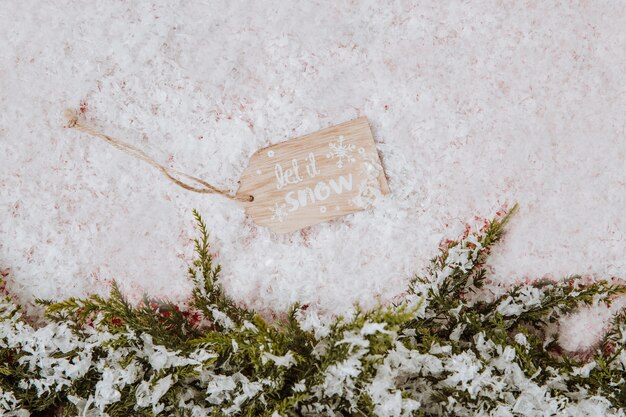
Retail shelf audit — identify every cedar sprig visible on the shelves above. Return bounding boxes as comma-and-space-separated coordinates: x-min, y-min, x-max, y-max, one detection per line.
3, 205, 626, 416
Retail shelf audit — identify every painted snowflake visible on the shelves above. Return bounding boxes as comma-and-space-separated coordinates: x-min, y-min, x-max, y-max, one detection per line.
269, 202, 289, 223
326, 135, 356, 168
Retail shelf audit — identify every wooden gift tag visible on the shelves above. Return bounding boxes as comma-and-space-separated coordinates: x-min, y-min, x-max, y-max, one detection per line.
236, 117, 389, 233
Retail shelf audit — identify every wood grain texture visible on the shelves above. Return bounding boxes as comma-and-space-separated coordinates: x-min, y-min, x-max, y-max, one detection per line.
236, 117, 389, 233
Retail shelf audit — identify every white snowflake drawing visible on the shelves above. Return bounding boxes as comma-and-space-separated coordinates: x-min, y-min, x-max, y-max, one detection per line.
326, 135, 356, 168
269, 202, 289, 223
348, 153, 384, 209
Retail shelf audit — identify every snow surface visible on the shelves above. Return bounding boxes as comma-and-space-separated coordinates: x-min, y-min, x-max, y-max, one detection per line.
1, 1, 625, 352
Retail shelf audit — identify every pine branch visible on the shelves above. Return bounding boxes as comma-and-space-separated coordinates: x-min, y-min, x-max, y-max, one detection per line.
189, 209, 254, 331
4, 204, 626, 416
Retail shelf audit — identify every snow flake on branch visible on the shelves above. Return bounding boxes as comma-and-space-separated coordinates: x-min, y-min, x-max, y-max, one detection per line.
261, 351, 296, 368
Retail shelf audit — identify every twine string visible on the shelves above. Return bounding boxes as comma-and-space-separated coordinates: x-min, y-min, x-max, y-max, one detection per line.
64, 109, 253, 202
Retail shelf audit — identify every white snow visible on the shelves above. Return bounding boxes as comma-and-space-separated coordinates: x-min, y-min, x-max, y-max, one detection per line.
1, 1, 625, 355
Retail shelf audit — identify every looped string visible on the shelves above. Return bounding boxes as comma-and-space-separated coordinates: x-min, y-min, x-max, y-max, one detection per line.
63, 109, 253, 203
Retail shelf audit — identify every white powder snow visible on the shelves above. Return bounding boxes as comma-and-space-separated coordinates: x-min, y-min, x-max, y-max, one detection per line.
1, 2, 625, 354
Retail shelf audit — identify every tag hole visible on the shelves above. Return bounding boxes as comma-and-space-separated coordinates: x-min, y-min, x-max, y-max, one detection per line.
249, 195, 255, 202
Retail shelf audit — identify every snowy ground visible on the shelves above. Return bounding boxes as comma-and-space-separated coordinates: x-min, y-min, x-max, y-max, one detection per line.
1, 1, 625, 352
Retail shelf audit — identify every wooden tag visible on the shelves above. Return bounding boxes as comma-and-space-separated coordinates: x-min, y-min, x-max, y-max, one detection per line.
236, 117, 389, 233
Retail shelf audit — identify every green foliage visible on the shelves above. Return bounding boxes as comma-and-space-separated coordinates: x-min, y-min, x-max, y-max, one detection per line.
189, 208, 255, 330
1, 204, 626, 416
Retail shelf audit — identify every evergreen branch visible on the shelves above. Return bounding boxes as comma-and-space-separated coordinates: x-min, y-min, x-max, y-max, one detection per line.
2, 205, 626, 416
